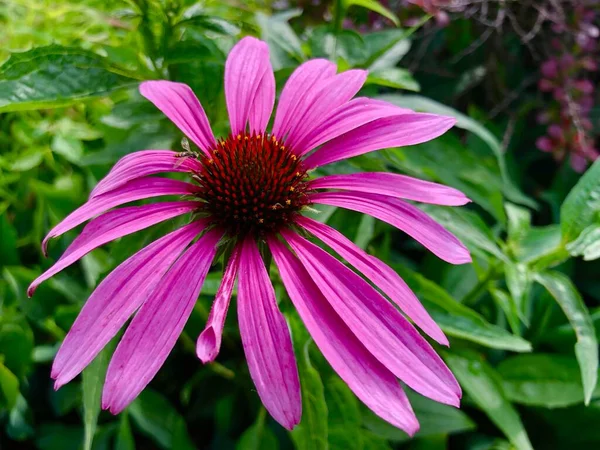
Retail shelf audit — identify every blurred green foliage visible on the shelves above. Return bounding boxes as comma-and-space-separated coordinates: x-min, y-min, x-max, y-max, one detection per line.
1, 0, 599, 449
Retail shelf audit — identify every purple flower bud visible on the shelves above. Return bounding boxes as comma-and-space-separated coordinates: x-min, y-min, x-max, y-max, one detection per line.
536, 136, 554, 153
570, 154, 588, 172
548, 124, 563, 139
541, 60, 559, 78
539, 79, 554, 92
574, 79, 594, 94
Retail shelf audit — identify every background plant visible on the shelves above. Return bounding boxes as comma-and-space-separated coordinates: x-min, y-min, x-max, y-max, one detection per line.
1, 0, 599, 449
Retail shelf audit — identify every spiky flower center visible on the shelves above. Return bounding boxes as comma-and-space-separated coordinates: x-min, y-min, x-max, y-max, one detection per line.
194, 133, 311, 236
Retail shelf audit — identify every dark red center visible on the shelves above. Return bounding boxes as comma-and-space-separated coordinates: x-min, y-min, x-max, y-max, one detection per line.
193, 133, 311, 236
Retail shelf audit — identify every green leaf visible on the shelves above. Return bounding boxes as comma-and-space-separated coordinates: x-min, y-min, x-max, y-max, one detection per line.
0, 362, 19, 410
289, 314, 328, 450
512, 224, 568, 267
534, 271, 598, 405
489, 288, 522, 336
566, 223, 600, 261
379, 94, 535, 209
561, 158, 600, 243
344, 0, 399, 26
505, 203, 531, 245
256, 11, 304, 70
0, 45, 139, 112
498, 354, 600, 408
445, 351, 533, 450
326, 377, 362, 449
363, 390, 475, 442
81, 339, 115, 450
50, 135, 84, 164
364, 29, 411, 70
129, 389, 196, 450
115, 412, 135, 450
366, 68, 419, 91
504, 262, 530, 325
395, 267, 532, 352
237, 408, 279, 450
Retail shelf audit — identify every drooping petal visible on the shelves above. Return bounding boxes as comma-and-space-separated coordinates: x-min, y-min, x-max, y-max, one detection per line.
102, 228, 223, 414
196, 246, 240, 363
51, 220, 206, 388
303, 113, 456, 168
281, 230, 461, 407
225, 37, 271, 135
43, 177, 198, 254
284, 69, 368, 150
294, 98, 409, 156
29, 201, 200, 296
309, 172, 470, 206
140, 81, 216, 154
248, 59, 275, 134
311, 191, 471, 264
269, 236, 419, 435
296, 216, 447, 346
272, 59, 337, 139
237, 236, 301, 430
90, 150, 202, 198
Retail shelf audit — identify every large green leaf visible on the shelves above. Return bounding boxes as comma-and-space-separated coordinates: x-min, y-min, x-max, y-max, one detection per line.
289, 314, 328, 450
498, 354, 600, 408
364, 29, 411, 70
366, 68, 420, 91
81, 340, 115, 450
395, 267, 532, 352
343, 0, 399, 26
0, 45, 139, 112
561, 158, 600, 243
255, 11, 305, 71
0, 362, 19, 411
445, 351, 533, 450
534, 271, 598, 405
379, 94, 535, 210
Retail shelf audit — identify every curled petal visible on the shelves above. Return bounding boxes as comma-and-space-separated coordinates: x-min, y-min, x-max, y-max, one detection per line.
197, 246, 240, 363
237, 236, 301, 430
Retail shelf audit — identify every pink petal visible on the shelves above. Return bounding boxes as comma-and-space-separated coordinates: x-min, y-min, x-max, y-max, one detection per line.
102, 228, 223, 414
90, 150, 202, 198
42, 177, 198, 254
281, 230, 461, 406
309, 172, 470, 206
296, 216, 447, 346
248, 59, 275, 134
303, 113, 456, 168
268, 236, 419, 435
294, 98, 408, 156
225, 37, 271, 135
272, 59, 337, 139
237, 236, 301, 430
29, 201, 199, 296
51, 220, 206, 388
196, 246, 240, 363
311, 191, 471, 264
139, 81, 216, 154
284, 69, 368, 150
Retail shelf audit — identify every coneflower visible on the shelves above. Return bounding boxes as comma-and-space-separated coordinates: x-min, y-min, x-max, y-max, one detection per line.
29, 37, 471, 434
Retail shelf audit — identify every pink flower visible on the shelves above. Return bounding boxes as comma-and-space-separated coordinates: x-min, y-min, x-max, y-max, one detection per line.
29, 37, 470, 433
